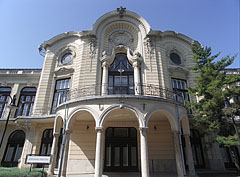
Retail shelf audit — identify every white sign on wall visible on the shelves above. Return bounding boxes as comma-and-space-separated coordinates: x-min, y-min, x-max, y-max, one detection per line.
25, 155, 51, 164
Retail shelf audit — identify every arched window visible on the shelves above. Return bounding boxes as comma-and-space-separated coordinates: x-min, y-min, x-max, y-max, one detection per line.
1, 130, 25, 167
16, 87, 36, 116
39, 129, 62, 167
108, 54, 134, 94
0, 87, 11, 118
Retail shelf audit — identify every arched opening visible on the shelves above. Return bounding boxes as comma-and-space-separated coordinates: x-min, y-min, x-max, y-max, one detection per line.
101, 107, 141, 173
147, 110, 177, 174
66, 109, 97, 174
1, 130, 25, 167
108, 54, 134, 94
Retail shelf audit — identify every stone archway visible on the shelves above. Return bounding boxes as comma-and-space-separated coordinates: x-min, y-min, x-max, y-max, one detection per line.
145, 108, 185, 177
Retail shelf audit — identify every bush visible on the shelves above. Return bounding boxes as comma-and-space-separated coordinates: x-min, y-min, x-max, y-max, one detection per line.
0, 167, 47, 177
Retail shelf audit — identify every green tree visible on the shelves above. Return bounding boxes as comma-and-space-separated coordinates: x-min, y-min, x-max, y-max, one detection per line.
188, 44, 240, 169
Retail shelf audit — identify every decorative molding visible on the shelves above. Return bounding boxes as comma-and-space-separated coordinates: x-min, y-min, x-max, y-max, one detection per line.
164, 42, 188, 67
168, 66, 189, 76
54, 67, 75, 76
89, 37, 97, 71
56, 45, 76, 67
116, 6, 126, 18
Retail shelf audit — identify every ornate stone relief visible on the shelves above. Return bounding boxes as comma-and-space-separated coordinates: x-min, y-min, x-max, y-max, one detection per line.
108, 30, 134, 53
100, 46, 142, 67
116, 6, 126, 18
100, 50, 115, 67
89, 37, 97, 71
127, 48, 142, 67
145, 37, 154, 71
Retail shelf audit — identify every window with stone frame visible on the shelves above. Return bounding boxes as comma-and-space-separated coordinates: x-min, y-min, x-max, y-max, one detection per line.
16, 87, 36, 117
0, 87, 11, 118
51, 78, 70, 113
171, 78, 189, 101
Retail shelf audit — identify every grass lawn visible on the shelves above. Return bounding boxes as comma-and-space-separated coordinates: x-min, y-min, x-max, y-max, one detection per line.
198, 172, 240, 177
0, 167, 47, 177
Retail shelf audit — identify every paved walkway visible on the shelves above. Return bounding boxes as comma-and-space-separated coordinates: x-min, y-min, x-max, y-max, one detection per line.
65, 172, 178, 177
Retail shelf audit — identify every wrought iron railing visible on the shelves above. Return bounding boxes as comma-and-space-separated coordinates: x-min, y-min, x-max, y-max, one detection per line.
64, 84, 184, 105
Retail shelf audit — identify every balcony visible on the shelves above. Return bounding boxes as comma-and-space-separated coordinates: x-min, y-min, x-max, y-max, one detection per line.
63, 84, 184, 105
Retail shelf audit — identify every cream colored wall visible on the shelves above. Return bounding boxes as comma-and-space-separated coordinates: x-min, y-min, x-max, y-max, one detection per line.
68, 120, 96, 173
147, 120, 174, 160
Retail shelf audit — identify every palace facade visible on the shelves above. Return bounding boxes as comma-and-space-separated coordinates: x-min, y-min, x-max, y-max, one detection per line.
0, 8, 233, 177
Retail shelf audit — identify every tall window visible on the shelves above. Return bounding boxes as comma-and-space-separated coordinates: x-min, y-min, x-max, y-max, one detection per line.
108, 54, 134, 94
1, 130, 25, 167
39, 129, 62, 167
172, 78, 189, 101
39, 129, 53, 156
51, 78, 70, 113
16, 87, 36, 116
0, 87, 11, 118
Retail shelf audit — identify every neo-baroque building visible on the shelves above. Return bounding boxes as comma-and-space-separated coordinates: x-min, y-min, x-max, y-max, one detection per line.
0, 8, 232, 177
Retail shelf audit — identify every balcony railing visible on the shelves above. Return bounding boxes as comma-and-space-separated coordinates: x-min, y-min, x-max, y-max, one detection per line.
64, 84, 184, 105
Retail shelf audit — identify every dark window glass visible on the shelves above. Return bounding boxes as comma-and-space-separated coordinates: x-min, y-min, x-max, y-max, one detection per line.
0, 87, 11, 118
51, 79, 70, 113
172, 79, 189, 101
170, 53, 181, 65
104, 127, 138, 172
1, 130, 25, 167
108, 54, 134, 94
16, 87, 36, 116
39, 129, 62, 167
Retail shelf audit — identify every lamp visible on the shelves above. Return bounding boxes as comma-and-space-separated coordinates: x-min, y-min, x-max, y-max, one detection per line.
0, 94, 17, 150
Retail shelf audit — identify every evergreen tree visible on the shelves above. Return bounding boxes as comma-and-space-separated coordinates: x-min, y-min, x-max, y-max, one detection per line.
188, 44, 240, 168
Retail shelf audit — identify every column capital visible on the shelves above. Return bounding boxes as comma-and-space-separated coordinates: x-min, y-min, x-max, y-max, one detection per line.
102, 61, 110, 68
172, 130, 180, 135
65, 129, 72, 135
95, 127, 104, 132
139, 127, 148, 132
183, 133, 190, 137
53, 132, 60, 137
132, 61, 141, 68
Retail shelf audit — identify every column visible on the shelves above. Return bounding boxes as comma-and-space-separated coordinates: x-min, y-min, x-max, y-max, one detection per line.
173, 131, 185, 177
48, 132, 59, 175
61, 130, 71, 177
133, 61, 141, 95
101, 62, 109, 95
94, 127, 103, 177
139, 127, 149, 177
184, 134, 197, 177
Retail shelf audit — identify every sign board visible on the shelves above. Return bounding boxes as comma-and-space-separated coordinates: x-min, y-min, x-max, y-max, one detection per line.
25, 155, 51, 164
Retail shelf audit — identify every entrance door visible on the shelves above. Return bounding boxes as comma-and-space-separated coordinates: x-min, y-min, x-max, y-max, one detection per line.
104, 127, 138, 172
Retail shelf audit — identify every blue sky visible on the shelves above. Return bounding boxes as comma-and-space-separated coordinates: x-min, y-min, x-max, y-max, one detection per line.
0, 0, 239, 68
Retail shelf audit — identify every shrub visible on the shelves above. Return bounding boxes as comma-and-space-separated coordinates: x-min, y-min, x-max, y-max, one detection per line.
0, 167, 47, 177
